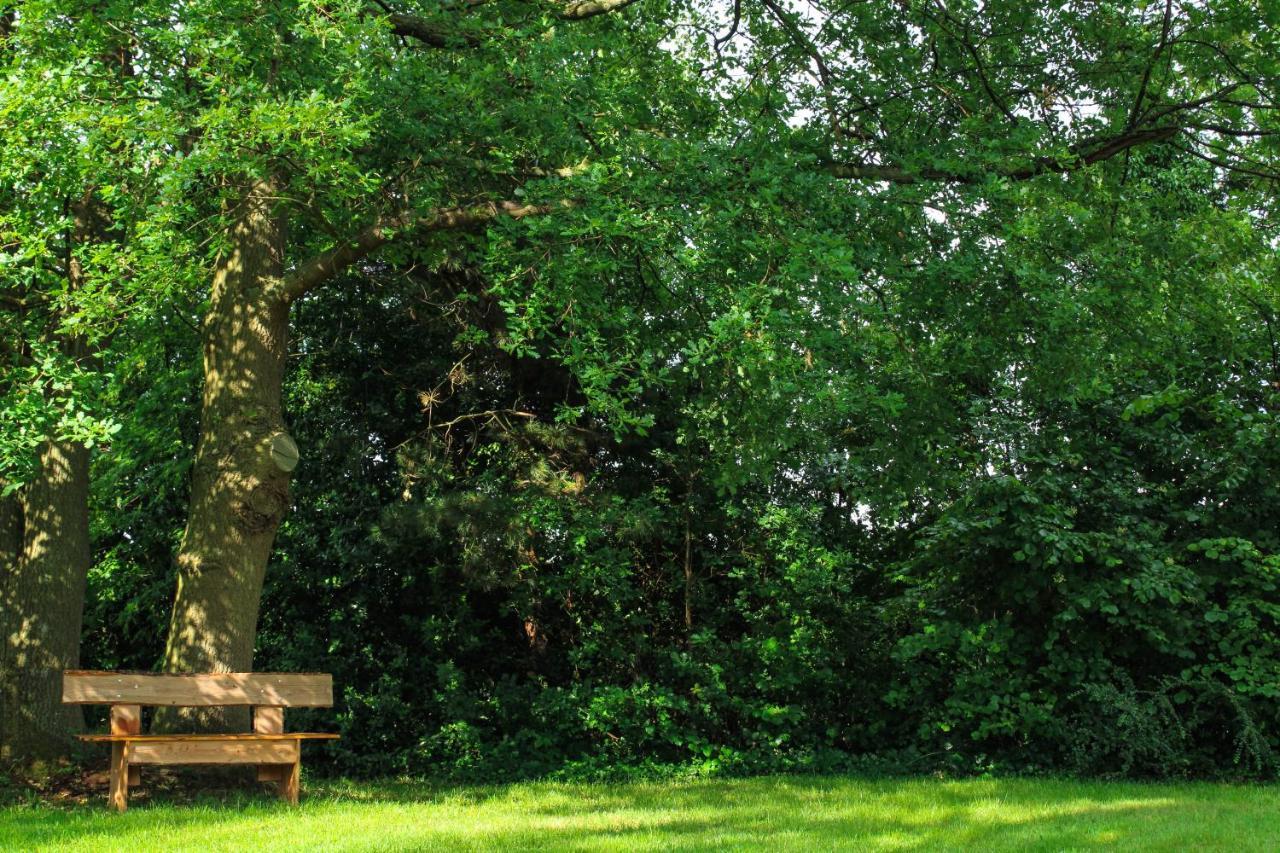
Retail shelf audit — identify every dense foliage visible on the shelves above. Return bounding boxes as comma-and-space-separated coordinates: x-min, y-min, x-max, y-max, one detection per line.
4, 0, 1279, 779
88, 149, 1280, 780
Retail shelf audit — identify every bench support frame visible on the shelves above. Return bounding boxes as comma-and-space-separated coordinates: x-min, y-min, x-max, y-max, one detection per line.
111, 704, 142, 785
63, 672, 335, 813
255, 705, 287, 786
103, 728, 305, 811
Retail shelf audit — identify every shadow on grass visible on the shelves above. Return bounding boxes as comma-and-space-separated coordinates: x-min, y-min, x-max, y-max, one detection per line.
1, 775, 1269, 851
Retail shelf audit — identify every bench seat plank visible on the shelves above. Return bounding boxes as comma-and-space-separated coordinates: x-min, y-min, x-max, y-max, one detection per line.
77, 733, 339, 742
63, 671, 332, 707
129, 739, 301, 766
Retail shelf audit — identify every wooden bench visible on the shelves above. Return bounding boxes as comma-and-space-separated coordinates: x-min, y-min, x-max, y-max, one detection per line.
63, 670, 339, 811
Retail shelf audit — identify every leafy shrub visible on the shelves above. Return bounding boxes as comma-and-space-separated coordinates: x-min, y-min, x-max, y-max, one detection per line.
1068, 676, 1274, 780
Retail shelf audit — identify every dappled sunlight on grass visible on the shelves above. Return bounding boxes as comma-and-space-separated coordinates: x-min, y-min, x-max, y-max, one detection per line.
3, 776, 1278, 851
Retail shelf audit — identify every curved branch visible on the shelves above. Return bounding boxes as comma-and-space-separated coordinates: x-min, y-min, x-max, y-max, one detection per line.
559, 0, 643, 20
825, 125, 1181, 185
272, 200, 571, 304
387, 12, 480, 48
384, 0, 643, 48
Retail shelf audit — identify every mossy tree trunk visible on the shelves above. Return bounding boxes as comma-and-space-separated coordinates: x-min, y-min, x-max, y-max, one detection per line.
160, 181, 296, 730
0, 194, 102, 764
0, 445, 92, 764
155, 180, 545, 730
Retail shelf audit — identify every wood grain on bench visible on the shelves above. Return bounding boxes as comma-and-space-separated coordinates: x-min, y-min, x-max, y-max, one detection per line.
128, 739, 301, 766
62, 671, 332, 707
78, 732, 340, 742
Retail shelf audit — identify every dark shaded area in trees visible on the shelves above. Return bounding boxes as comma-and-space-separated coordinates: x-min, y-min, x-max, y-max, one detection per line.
84, 193, 1280, 779
5, 0, 1278, 781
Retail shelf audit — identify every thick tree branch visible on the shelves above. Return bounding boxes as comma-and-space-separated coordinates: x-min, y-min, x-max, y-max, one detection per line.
559, 0, 643, 20
387, 12, 479, 48
0, 293, 52, 310
272, 200, 568, 304
825, 125, 1181, 184
385, 0, 642, 47
822, 164, 963, 184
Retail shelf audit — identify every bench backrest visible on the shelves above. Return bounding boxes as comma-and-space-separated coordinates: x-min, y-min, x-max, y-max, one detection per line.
62, 671, 333, 708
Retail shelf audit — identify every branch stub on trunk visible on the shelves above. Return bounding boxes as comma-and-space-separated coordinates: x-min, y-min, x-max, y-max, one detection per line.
269, 433, 299, 473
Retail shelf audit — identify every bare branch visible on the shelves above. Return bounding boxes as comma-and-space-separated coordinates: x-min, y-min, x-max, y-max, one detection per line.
1176, 144, 1280, 183
925, 1, 1018, 125
1127, 0, 1175, 130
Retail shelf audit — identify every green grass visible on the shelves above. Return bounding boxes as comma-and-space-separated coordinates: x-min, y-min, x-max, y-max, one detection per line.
3, 775, 1279, 851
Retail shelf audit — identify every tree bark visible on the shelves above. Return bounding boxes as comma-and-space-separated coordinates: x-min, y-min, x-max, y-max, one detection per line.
160, 180, 293, 729
0, 194, 101, 764
0, 442, 91, 764
156, 185, 555, 731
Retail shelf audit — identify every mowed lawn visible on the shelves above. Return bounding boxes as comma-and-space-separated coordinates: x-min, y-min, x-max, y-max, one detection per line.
3, 775, 1279, 851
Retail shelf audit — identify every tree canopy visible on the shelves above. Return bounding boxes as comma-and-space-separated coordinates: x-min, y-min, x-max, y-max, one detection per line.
2, 0, 1279, 778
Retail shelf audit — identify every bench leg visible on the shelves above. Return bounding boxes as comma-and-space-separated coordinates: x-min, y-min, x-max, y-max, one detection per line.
111, 705, 142, 787
280, 756, 300, 805
109, 743, 129, 812
255, 705, 285, 785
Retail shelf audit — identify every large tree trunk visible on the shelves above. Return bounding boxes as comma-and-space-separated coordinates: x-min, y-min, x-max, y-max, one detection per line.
0, 442, 91, 763
0, 194, 101, 765
160, 180, 295, 728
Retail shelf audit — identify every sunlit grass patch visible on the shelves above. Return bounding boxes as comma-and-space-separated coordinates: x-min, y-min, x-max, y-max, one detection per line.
3, 775, 1278, 851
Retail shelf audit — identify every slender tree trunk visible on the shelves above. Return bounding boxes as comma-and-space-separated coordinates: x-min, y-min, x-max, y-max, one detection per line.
160, 180, 294, 728
0, 442, 91, 763
683, 510, 693, 633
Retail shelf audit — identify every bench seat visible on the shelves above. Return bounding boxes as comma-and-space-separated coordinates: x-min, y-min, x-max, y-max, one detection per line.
64, 671, 339, 811
77, 733, 341, 742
